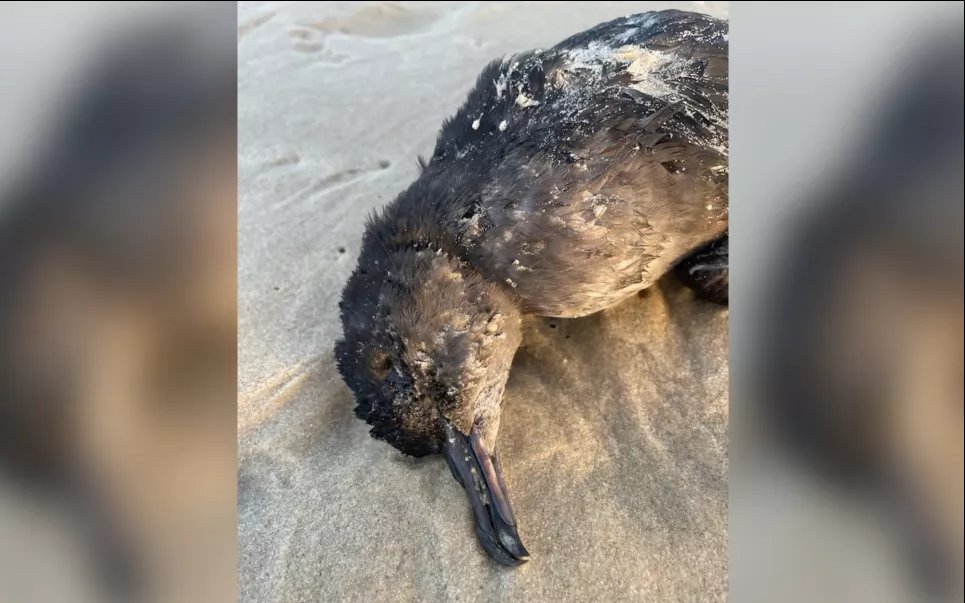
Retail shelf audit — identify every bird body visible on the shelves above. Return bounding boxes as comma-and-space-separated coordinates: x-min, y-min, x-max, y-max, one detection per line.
336, 9, 728, 565
370, 10, 727, 317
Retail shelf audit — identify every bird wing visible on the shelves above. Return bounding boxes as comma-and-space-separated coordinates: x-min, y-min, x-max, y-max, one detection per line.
422, 11, 728, 316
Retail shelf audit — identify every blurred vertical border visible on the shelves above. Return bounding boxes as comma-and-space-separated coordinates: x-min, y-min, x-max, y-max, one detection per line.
732, 2, 963, 601
0, 3, 237, 602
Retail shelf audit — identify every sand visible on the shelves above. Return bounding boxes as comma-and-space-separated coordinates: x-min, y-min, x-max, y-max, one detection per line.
237, 2, 728, 601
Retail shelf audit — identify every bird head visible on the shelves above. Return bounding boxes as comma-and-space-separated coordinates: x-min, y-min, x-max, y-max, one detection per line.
335, 244, 529, 564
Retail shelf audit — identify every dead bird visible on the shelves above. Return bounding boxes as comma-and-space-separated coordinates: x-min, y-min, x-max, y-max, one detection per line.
336, 9, 728, 565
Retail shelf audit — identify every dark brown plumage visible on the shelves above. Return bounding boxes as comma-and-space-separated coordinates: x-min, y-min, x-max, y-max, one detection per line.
336, 9, 728, 565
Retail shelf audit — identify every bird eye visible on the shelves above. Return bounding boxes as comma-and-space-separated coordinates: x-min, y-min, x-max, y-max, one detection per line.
368, 349, 391, 381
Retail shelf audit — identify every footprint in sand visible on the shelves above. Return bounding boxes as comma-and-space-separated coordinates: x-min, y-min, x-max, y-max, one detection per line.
296, 2, 444, 40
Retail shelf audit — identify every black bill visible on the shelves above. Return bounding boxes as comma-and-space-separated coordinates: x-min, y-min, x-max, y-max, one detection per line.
440, 420, 530, 566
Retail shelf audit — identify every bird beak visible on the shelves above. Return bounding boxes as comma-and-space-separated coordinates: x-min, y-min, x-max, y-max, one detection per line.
440, 419, 530, 566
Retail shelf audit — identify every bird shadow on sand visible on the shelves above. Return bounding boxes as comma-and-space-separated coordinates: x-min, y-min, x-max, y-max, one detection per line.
499, 276, 728, 570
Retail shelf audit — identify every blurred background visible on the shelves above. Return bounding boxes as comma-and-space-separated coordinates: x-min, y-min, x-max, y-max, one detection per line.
732, 2, 963, 602
0, 3, 236, 602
